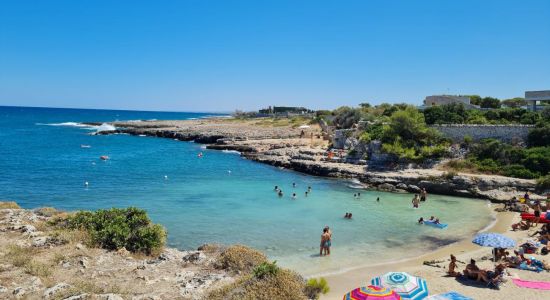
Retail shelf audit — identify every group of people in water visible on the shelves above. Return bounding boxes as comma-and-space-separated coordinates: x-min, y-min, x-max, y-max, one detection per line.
411, 188, 428, 208
274, 184, 312, 199
417, 216, 441, 224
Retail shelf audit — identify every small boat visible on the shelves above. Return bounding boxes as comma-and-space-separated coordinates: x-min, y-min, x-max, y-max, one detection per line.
100, 155, 109, 161
80, 144, 91, 148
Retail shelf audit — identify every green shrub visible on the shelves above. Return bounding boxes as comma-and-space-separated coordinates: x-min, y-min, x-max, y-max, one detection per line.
501, 164, 539, 179
463, 135, 473, 146
536, 175, 550, 190
359, 132, 371, 143
64, 207, 166, 255
216, 245, 267, 273
253, 261, 280, 279
528, 125, 550, 147
304, 277, 330, 299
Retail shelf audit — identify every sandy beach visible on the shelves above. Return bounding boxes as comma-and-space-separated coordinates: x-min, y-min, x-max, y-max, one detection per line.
321, 207, 550, 299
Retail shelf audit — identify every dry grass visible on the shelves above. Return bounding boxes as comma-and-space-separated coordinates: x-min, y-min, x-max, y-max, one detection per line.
5, 244, 38, 267
0, 201, 21, 209
24, 260, 52, 277
215, 245, 267, 274
49, 229, 91, 246
208, 270, 307, 300
34, 207, 61, 217
53, 280, 126, 300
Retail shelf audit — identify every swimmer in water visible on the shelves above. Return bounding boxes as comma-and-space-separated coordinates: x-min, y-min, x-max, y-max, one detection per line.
164, 175, 168, 180
292, 193, 296, 199
274, 185, 279, 191
357, 192, 361, 197
308, 186, 312, 192
84, 181, 89, 187
305, 191, 309, 197
353, 193, 357, 198
198, 152, 203, 158
278, 190, 283, 197
418, 217, 424, 224
292, 182, 296, 188
376, 197, 380, 203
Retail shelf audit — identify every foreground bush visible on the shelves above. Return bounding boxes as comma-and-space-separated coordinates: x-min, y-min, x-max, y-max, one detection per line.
304, 277, 330, 299
62, 207, 166, 255
208, 269, 308, 300
0, 201, 21, 209
215, 245, 267, 274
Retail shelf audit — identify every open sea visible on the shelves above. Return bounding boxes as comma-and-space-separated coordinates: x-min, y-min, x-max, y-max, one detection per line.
0, 106, 494, 276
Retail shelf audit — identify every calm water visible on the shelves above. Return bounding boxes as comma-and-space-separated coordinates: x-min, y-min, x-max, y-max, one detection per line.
0, 106, 493, 275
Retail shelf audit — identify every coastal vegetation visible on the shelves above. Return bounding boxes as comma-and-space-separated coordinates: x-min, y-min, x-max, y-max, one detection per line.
52, 207, 167, 255
320, 100, 550, 183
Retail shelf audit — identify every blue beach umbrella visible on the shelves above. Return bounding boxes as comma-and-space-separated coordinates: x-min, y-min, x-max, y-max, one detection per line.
471, 233, 516, 249
371, 272, 428, 300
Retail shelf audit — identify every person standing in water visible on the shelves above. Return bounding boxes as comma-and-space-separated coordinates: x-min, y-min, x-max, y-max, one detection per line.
320, 228, 329, 256
420, 188, 427, 202
376, 197, 380, 203
412, 194, 420, 208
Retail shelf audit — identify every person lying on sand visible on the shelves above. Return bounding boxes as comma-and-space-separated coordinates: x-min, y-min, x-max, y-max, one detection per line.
447, 254, 460, 277
504, 250, 525, 268
511, 220, 531, 231
477, 264, 507, 286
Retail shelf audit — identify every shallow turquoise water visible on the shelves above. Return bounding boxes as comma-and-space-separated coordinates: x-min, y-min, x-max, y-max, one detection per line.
0, 106, 493, 275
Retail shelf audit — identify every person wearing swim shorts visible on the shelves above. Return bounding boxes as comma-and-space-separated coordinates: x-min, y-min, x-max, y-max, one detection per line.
420, 188, 427, 201
412, 194, 420, 208
320, 228, 330, 256
533, 200, 542, 226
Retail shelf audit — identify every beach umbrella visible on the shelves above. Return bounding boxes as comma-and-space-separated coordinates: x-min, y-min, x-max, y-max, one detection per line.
472, 233, 516, 248
426, 291, 472, 300
371, 272, 428, 300
343, 285, 401, 300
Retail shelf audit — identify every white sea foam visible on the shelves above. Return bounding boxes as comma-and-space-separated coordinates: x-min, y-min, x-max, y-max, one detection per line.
37, 122, 116, 132
222, 150, 241, 155
37, 122, 90, 128
95, 123, 116, 132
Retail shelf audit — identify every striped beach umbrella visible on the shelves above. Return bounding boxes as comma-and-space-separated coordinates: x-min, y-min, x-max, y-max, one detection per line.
426, 291, 472, 300
371, 272, 428, 300
343, 285, 401, 300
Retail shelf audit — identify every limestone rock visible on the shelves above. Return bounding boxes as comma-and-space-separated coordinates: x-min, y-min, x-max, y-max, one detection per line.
44, 283, 72, 299
97, 294, 124, 300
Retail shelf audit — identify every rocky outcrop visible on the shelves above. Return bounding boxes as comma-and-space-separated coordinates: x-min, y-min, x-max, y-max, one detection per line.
0, 207, 235, 300
90, 118, 540, 202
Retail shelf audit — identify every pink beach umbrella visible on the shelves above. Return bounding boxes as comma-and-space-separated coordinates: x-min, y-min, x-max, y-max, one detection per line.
343, 285, 402, 300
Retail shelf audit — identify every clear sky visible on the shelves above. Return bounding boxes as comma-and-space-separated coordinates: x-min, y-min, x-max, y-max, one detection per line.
1, 0, 549, 112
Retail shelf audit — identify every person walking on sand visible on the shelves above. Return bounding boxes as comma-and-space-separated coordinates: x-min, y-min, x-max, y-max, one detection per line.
420, 188, 427, 202
412, 194, 420, 208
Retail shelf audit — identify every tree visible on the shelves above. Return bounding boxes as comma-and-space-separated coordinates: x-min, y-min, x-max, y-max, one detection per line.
501, 97, 527, 108
469, 95, 482, 106
480, 97, 501, 109
381, 106, 448, 160
423, 103, 467, 124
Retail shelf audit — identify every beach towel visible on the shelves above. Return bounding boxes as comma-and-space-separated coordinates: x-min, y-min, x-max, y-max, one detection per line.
426, 291, 472, 300
512, 278, 550, 290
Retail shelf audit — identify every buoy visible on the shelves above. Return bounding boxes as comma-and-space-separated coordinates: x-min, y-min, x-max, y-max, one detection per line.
100, 155, 109, 161
85, 181, 89, 187
164, 175, 168, 180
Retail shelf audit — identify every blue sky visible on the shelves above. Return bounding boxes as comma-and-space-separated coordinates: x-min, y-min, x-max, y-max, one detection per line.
0, 0, 549, 112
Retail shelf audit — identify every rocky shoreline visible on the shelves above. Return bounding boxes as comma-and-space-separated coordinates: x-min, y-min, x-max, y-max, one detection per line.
0, 205, 237, 300
88, 119, 541, 202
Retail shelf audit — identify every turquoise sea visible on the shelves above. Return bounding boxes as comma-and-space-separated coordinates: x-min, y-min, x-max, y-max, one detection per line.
0, 106, 493, 276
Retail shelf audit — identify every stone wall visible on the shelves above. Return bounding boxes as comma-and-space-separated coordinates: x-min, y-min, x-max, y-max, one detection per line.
430, 124, 534, 143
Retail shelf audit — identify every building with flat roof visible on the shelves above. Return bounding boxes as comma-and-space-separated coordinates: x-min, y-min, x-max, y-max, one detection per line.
420, 95, 479, 110
525, 90, 550, 111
